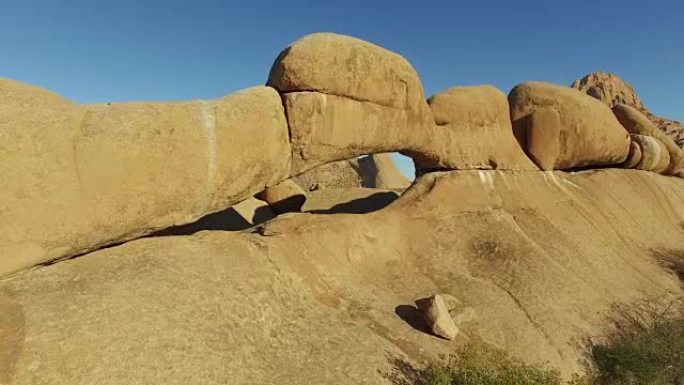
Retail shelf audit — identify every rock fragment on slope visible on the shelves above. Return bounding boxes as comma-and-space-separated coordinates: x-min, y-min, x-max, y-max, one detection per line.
416, 294, 459, 340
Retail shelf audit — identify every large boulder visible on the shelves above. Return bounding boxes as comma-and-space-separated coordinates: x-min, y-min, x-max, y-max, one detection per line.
509, 82, 630, 170
612, 104, 684, 177
358, 153, 412, 189
267, 33, 454, 173
0, 81, 291, 277
427, 85, 537, 170
268, 33, 425, 112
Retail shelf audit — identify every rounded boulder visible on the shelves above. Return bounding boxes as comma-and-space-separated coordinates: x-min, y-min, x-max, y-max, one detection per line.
509, 82, 630, 170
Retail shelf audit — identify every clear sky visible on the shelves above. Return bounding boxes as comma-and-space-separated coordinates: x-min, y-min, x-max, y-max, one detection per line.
2, 0, 682, 178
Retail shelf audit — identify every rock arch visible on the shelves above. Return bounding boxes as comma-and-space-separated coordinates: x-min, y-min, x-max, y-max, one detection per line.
0, 33, 664, 277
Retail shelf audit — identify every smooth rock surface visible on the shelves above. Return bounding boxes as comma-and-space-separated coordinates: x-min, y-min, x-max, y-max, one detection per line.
630, 135, 670, 173
509, 82, 630, 170
427, 85, 537, 170
0, 82, 290, 277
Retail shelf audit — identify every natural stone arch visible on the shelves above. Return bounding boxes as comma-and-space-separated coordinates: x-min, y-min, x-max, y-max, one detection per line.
0, 33, 653, 278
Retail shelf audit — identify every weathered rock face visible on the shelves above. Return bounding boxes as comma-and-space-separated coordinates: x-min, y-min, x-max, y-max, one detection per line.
427, 85, 537, 170
293, 159, 363, 191
358, 153, 412, 189
622, 140, 643, 169
571, 72, 644, 110
612, 104, 684, 177
509, 82, 630, 170
0, 81, 290, 277
572, 72, 684, 148
255, 179, 307, 214
1, 169, 683, 384
267, 33, 454, 173
629, 135, 671, 174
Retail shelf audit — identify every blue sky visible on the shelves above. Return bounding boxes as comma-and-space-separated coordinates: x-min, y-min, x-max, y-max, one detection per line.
2, 0, 682, 178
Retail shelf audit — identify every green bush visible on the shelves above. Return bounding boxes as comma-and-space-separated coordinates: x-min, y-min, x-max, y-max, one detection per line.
586, 298, 684, 385
424, 347, 565, 385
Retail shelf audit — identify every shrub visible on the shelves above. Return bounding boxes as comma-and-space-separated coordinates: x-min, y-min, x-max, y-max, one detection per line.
417, 296, 684, 385
424, 347, 565, 385
586, 297, 684, 385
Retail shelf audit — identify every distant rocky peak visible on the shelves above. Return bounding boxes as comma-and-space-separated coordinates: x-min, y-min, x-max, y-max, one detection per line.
571, 71, 645, 110
572, 71, 683, 148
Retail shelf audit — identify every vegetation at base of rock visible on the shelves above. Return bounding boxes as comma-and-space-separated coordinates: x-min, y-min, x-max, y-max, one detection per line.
422, 297, 684, 385
423, 347, 568, 385
586, 297, 684, 385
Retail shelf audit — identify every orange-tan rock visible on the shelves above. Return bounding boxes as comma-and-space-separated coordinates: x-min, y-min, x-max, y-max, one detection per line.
427, 85, 537, 170
612, 103, 684, 177
629, 135, 670, 173
571, 72, 644, 110
267, 33, 470, 173
293, 159, 362, 190
0, 80, 290, 277
622, 140, 642, 169
509, 82, 630, 170
572, 72, 684, 147
1, 169, 683, 383
416, 294, 459, 340
255, 179, 307, 214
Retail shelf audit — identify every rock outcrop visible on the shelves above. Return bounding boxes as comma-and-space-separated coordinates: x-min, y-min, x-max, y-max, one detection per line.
1, 169, 683, 384
572, 72, 684, 147
509, 82, 630, 170
612, 104, 684, 177
0, 81, 290, 277
427, 85, 537, 170
230, 197, 276, 226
